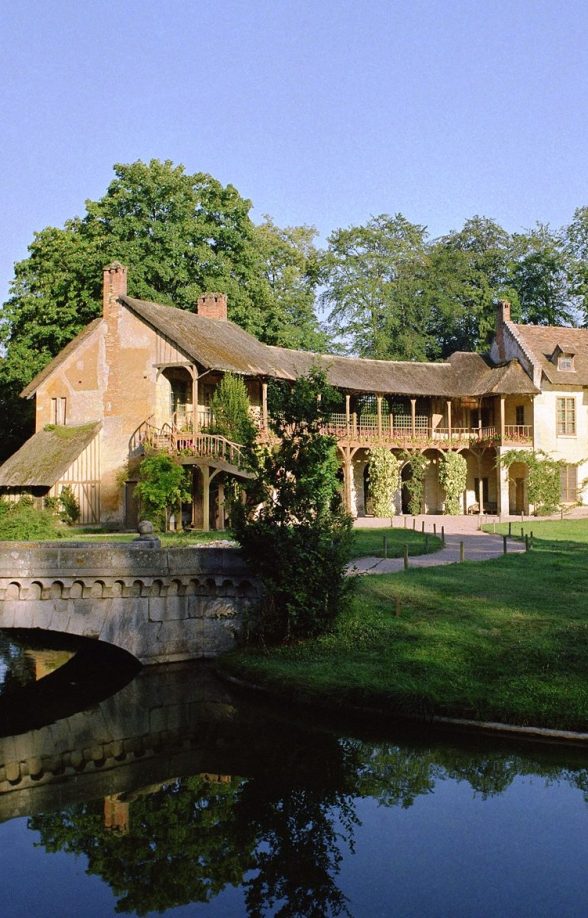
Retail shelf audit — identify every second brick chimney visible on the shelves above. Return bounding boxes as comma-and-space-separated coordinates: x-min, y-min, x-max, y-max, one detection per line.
103, 261, 128, 318
197, 292, 228, 320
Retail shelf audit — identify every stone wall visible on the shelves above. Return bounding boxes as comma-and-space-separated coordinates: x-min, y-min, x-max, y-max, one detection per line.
0, 542, 259, 664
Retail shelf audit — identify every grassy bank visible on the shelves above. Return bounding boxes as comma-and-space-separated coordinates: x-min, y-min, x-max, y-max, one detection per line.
221, 523, 588, 732
350, 527, 442, 559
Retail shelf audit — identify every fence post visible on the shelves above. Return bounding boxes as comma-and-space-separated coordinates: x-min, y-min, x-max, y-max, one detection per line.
441, 526, 445, 545
460, 541, 465, 562
383, 535, 388, 559
503, 535, 507, 555
403, 545, 409, 570
525, 534, 529, 552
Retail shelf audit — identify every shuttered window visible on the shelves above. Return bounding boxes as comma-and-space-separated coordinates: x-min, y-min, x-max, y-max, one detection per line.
560, 465, 578, 503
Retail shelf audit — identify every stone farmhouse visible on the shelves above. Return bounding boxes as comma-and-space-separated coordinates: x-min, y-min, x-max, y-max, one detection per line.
0, 262, 585, 527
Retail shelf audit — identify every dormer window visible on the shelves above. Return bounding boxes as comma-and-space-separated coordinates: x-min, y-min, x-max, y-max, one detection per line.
550, 344, 576, 372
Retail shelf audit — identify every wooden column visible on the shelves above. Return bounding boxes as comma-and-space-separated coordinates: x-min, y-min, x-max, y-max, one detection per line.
500, 395, 505, 442
191, 368, 199, 435
377, 396, 383, 437
345, 394, 351, 433
411, 399, 416, 438
447, 399, 452, 443
202, 465, 211, 532
262, 382, 268, 432
477, 457, 484, 514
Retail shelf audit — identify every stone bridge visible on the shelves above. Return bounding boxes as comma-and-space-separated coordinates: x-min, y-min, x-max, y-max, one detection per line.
0, 541, 259, 665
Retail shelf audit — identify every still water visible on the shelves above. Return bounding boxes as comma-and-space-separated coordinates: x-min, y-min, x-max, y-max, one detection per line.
0, 631, 585, 918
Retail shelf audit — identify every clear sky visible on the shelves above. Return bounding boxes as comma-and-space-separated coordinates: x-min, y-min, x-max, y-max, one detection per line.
1, 0, 587, 302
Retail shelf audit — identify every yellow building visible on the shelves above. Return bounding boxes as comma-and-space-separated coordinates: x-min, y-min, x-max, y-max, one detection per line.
1, 263, 583, 526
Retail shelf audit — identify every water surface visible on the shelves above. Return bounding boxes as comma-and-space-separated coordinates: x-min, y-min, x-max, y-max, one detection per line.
0, 632, 585, 917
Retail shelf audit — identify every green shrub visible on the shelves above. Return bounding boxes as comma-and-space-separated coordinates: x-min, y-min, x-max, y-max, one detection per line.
233, 367, 354, 643
58, 485, 80, 525
0, 497, 61, 541
402, 453, 428, 515
368, 448, 400, 517
135, 453, 191, 531
209, 373, 256, 445
439, 452, 467, 514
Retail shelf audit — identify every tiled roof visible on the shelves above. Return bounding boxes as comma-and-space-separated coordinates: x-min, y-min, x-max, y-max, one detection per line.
510, 324, 588, 386
0, 423, 101, 488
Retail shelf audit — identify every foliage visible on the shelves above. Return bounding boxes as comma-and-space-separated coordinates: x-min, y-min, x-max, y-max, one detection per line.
438, 452, 467, 515
320, 213, 430, 359
0, 496, 61, 540
499, 449, 564, 515
254, 216, 326, 350
57, 485, 80, 525
225, 521, 588, 730
367, 448, 400, 517
401, 452, 428, 515
0, 159, 323, 454
209, 372, 257, 446
134, 452, 191, 531
232, 367, 354, 643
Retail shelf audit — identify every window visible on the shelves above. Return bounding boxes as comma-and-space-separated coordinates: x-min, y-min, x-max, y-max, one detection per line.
51, 397, 67, 425
556, 397, 576, 436
515, 405, 525, 426
558, 354, 574, 371
560, 465, 578, 503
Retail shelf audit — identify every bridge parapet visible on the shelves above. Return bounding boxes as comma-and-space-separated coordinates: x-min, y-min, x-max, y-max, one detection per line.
0, 542, 259, 664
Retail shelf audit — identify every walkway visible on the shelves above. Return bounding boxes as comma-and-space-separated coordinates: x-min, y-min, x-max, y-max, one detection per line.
350, 514, 527, 574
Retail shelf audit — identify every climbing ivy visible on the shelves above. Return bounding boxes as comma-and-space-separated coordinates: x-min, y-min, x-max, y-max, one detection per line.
401, 452, 428, 515
368, 448, 400, 517
438, 452, 467, 515
499, 450, 565, 515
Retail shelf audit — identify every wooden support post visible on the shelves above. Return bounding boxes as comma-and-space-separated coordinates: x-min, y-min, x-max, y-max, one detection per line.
503, 535, 507, 555
403, 545, 409, 570
262, 381, 268, 432
441, 525, 445, 545
525, 534, 529, 552
413, 517, 416, 530
411, 398, 416, 438
433, 523, 437, 536
421, 520, 425, 533
447, 399, 452, 443
192, 369, 199, 435
377, 395, 383, 438
460, 541, 465, 562
500, 394, 505, 442
346, 394, 351, 433
202, 465, 210, 532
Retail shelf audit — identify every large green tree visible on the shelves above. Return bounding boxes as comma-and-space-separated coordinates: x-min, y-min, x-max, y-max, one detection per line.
423, 216, 517, 356
0, 160, 323, 456
320, 213, 430, 359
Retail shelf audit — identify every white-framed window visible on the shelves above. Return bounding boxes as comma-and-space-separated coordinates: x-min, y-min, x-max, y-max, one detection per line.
558, 354, 575, 371
556, 397, 576, 436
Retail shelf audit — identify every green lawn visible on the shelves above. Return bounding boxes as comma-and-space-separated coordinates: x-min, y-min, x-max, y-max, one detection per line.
221, 520, 588, 732
62, 528, 235, 546
351, 527, 442, 559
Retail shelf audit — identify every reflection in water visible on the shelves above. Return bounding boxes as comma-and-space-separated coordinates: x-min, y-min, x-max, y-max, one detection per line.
0, 652, 585, 916
0, 631, 74, 695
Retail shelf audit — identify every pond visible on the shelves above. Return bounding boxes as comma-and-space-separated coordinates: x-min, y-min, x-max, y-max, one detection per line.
0, 631, 586, 917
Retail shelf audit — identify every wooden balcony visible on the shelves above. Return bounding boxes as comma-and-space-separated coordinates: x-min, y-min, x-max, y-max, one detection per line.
320, 414, 533, 448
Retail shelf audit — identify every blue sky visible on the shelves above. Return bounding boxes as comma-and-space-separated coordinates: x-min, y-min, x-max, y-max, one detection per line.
1, 0, 587, 302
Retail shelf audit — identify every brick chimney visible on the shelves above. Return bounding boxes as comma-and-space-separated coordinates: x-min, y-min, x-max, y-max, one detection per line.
103, 261, 128, 317
197, 292, 228, 320
494, 299, 511, 361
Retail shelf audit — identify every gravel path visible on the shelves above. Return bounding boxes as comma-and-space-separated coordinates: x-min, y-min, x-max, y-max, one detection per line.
350, 514, 526, 574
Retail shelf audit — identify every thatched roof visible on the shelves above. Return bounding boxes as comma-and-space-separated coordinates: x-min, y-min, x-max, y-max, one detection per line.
510, 323, 588, 386
20, 293, 539, 403
122, 296, 537, 397
0, 423, 101, 488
